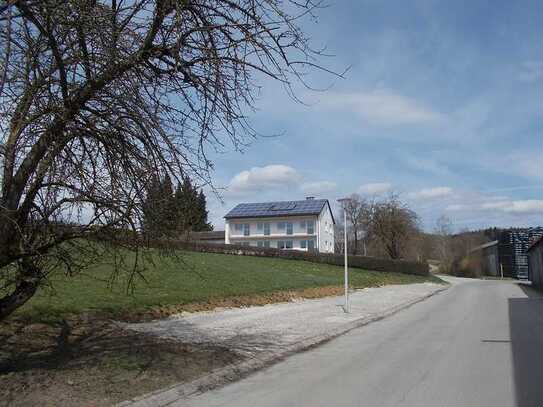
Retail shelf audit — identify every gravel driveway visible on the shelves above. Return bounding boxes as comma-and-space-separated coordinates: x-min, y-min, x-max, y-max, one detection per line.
124, 282, 446, 358
119, 281, 447, 406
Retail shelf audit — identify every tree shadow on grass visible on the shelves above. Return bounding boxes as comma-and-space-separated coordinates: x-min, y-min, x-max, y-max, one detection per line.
509, 282, 543, 407
0, 317, 243, 406
1, 317, 241, 374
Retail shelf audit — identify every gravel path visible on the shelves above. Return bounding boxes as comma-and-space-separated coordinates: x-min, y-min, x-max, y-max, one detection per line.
119, 281, 447, 406
124, 282, 445, 358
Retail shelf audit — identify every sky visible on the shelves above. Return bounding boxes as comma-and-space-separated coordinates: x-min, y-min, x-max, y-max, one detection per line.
203, 0, 543, 232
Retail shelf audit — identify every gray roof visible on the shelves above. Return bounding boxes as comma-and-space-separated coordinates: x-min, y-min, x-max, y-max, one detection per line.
224, 199, 334, 223
469, 240, 498, 254
190, 231, 225, 241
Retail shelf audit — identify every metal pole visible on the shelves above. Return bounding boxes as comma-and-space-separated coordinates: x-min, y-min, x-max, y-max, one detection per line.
344, 208, 349, 313
337, 197, 351, 314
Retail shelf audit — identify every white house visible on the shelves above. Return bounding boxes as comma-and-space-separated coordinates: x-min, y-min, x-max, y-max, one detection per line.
224, 198, 335, 253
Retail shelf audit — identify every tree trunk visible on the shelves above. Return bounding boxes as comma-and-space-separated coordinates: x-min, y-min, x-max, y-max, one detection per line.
354, 230, 358, 255
0, 263, 40, 322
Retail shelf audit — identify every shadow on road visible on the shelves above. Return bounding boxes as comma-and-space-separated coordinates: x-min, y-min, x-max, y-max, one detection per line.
509, 282, 543, 407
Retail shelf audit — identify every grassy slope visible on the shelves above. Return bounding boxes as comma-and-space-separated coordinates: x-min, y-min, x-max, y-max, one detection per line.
18, 250, 441, 321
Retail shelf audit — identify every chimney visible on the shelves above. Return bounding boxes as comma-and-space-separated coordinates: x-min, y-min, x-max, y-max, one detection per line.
306, 196, 315, 200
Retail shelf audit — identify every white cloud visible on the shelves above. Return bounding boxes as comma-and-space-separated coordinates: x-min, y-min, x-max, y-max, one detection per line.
518, 61, 543, 82
408, 186, 453, 200
317, 89, 443, 126
227, 164, 302, 195
358, 182, 393, 195
447, 199, 543, 215
301, 181, 337, 195
487, 200, 543, 214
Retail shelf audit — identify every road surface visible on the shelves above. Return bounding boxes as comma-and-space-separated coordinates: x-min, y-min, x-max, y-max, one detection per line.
177, 277, 543, 407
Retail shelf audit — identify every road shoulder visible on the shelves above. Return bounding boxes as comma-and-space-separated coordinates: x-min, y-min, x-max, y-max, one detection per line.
118, 282, 449, 407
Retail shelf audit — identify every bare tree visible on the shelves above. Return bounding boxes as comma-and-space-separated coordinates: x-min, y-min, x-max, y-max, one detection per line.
0, 0, 336, 321
367, 194, 420, 259
340, 193, 370, 255
434, 214, 453, 263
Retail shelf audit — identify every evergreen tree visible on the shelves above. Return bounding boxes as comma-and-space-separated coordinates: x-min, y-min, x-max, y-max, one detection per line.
142, 174, 176, 237
174, 177, 213, 233
160, 174, 176, 235
142, 175, 163, 237
196, 190, 213, 231
144, 175, 213, 237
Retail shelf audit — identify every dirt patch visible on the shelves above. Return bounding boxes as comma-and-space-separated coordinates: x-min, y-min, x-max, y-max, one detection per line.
120, 285, 345, 322
0, 318, 241, 407
0, 286, 344, 406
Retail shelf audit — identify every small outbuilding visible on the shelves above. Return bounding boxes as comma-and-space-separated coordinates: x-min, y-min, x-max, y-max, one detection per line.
527, 236, 543, 289
468, 240, 500, 277
187, 231, 226, 244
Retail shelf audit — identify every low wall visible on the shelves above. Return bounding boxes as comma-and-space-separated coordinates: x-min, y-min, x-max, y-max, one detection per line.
152, 240, 429, 276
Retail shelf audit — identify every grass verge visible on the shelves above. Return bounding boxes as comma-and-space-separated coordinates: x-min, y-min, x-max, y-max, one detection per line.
14, 249, 442, 322
1, 249, 443, 406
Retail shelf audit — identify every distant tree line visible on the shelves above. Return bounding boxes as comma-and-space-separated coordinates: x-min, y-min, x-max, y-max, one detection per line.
336, 194, 492, 264
336, 193, 421, 260
143, 176, 212, 238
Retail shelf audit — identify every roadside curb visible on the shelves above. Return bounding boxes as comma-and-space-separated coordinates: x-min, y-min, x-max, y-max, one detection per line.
117, 284, 449, 407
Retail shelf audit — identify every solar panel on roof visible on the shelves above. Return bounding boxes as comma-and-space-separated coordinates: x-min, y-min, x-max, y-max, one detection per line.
224, 199, 330, 219
270, 202, 296, 211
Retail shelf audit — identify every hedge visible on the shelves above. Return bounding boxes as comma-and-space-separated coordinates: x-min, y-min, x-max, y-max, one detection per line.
149, 240, 429, 276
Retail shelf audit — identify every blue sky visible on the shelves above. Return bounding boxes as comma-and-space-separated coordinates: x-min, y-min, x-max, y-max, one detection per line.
204, 0, 543, 232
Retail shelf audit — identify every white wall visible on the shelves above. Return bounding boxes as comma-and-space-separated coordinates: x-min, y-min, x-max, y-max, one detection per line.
317, 203, 335, 253
225, 216, 318, 251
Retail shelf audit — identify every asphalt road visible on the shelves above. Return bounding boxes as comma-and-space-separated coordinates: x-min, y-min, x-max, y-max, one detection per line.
178, 277, 543, 407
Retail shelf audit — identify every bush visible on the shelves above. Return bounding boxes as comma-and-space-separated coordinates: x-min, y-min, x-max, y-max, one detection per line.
448, 255, 483, 278
147, 240, 429, 276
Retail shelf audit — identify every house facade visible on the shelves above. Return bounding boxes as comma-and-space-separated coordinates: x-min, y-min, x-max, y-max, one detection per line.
224, 198, 335, 253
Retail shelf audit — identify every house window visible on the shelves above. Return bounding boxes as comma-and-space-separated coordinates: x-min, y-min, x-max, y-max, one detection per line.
277, 221, 286, 230
257, 241, 264, 247
308, 239, 315, 250
307, 221, 315, 234
286, 240, 293, 249
257, 222, 264, 232
278, 240, 285, 249
264, 241, 270, 248
264, 222, 270, 236
300, 240, 307, 249
243, 223, 250, 236
286, 222, 293, 235
234, 223, 243, 232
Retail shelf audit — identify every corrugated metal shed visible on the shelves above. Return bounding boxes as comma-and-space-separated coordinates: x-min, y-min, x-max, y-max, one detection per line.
469, 240, 500, 276
224, 199, 334, 223
502, 228, 543, 280
528, 236, 543, 288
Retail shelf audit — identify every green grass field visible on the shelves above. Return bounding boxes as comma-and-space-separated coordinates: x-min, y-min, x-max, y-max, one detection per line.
17, 250, 442, 321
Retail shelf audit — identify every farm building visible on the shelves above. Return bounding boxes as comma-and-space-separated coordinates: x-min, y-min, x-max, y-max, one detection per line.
466, 227, 543, 279
528, 236, 543, 289
498, 228, 543, 279
468, 240, 500, 277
